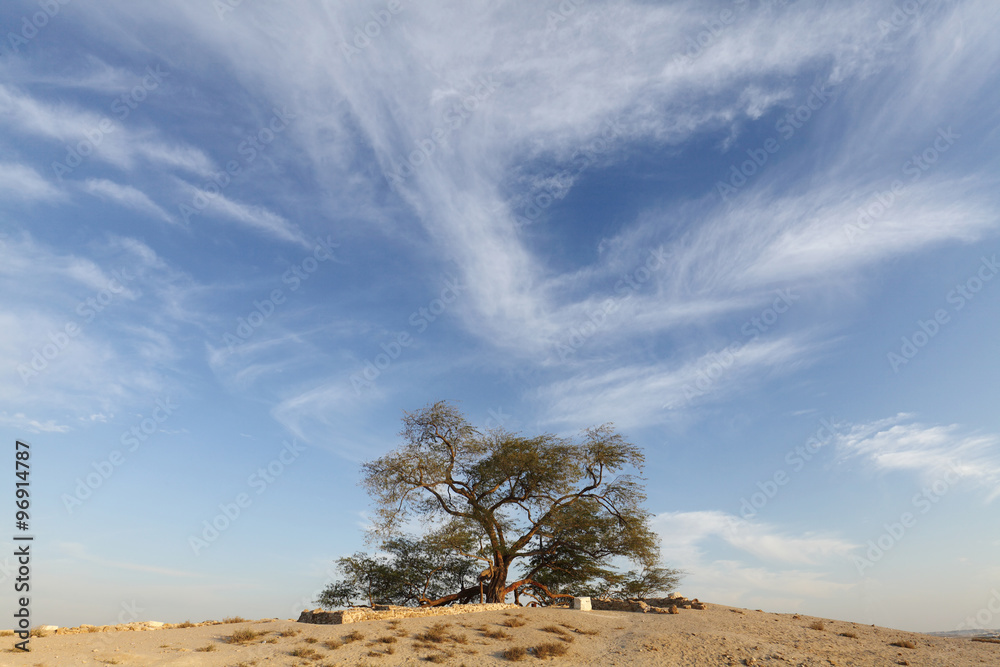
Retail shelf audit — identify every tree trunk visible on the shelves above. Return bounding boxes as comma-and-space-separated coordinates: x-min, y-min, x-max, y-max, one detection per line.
484, 563, 508, 603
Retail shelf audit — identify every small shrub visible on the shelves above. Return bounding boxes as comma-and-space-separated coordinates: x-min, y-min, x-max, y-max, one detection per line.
323, 638, 344, 650
264, 637, 278, 644
280, 628, 301, 637
344, 629, 366, 642
891, 639, 916, 649
290, 646, 322, 658
502, 616, 527, 628
195, 644, 217, 652
534, 641, 570, 658
540, 625, 567, 635
574, 627, 600, 636
223, 615, 249, 623
304, 636, 319, 643
29, 627, 49, 637
175, 620, 196, 628
501, 646, 528, 661
228, 627, 266, 643
424, 654, 447, 663
809, 621, 825, 631
484, 627, 513, 640
840, 631, 858, 639
416, 623, 451, 643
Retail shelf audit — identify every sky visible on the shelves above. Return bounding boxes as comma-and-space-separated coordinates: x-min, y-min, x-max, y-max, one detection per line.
1, 0, 998, 634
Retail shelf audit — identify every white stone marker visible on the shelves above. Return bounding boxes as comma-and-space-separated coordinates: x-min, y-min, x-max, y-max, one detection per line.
572, 597, 591, 611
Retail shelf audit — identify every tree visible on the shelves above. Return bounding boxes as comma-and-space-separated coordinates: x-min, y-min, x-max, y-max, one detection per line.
318, 401, 681, 607
316, 537, 480, 607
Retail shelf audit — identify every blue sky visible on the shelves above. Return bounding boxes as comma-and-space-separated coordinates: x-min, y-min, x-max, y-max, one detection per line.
1, 0, 998, 633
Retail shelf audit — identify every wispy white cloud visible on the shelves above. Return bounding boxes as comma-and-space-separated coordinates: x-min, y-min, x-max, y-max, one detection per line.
179, 182, 310, 247
834, 415, 1000, 500
0, 83, 213, 176
536, 335, 817, 429
83, 179, 174, 223
0, 162, 62, 201
651, 510, 856, 609
0, 411, 71, 433
654, 510, 857, 567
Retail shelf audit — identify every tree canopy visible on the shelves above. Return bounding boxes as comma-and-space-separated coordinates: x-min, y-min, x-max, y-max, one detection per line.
318, 401, 681, 607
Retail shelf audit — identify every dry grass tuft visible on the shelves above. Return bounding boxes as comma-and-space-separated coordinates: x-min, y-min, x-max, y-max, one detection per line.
175, 620, 196, 629
533, 641, 570, 658
222, 615, 249, 623
344, 629, 366, 642
891, 639, 917, 649
290, 646, 322, 658
540, 625, 568, 635
483, 627, 513, 640
502, 615, 527, 627
416, 623, 452, 643
809, 620, 825, 631
279, 628, 301, 637
29, 627, 50, 637
840, 631, 858, 639
227, 627, 266, 644
501, 646, 528, 661
375, 635, 398, 644
574, 627, 600, 636
195, 644, 217, 652
323, 638, 344, 650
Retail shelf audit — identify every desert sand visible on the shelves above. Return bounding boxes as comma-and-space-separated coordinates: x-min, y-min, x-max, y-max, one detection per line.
3, 603, 997, 666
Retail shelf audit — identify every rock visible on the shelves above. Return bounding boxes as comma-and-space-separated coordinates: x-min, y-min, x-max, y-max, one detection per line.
668, 606, 679, 614
145, 621, 165, 628
692, 602, 707, 610
572, 597, 592, 611
38, 625, 59, 632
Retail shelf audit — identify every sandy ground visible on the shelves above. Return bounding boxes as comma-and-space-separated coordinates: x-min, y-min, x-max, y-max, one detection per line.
3, 603, 998, 666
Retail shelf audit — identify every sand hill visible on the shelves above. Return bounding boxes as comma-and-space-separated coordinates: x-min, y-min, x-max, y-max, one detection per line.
3, 602, 997, 666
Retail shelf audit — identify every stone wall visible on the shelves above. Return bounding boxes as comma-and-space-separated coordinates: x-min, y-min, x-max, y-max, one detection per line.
297, 603, 520, 625
589, 595, 706, 614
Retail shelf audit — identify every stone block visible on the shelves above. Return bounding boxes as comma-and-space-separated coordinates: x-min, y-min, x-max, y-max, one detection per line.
572, 597, 591, 611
